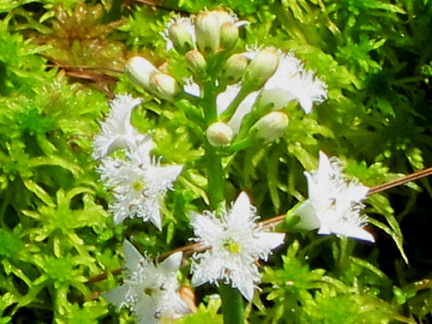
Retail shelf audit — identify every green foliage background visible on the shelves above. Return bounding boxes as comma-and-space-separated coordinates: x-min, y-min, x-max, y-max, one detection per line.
0, 0, 432, 323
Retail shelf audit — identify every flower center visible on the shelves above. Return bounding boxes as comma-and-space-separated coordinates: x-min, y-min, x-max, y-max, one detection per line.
133, 181, 145, 192
224, 239, 241, 254
144, 287, 157, 296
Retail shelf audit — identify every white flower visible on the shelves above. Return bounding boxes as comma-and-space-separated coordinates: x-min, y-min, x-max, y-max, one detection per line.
265, 51, 327, 113
92, 94, 144, 160
190, 192, 286, 301
264, 51, 303, 90
97, 138, 183, 229
295, 151, 374, 242
243, 49, 327, 113
103, 240, 189, 324
216, 84, 259, 133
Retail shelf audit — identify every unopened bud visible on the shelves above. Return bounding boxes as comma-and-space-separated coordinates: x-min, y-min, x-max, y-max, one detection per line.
220, 22, 239, 51
206, 122, 234, 146
243, 49, 279, 91
251, 111, 288, 143
195, 9, 233, 55
212, 9, 233, 25
168, 22, 194, 54
185, 50, 207, 76
149, 73, 181, 101
125, 56, 159, 90
195, 11, 220, 54
222, 54, 248, 84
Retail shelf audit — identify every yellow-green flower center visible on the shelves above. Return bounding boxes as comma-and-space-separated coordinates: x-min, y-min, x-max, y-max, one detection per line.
133, 181, 145, 192
144, 287, 157, 296
224, 239, 241, 254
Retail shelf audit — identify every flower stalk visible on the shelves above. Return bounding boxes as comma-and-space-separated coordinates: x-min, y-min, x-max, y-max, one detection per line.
219, 283, 244, 324
202, 67, 244, 324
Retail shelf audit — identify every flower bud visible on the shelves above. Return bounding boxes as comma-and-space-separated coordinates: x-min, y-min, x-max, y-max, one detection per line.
243, 49, 279, 91
125, 56, 159, 90
168, 21, 194, 54
212, 9, 233, 25
222, 54, 248, 84
250, 111, 288, 143
206, 122, 234, 146
220, 22, 239, 51
185, 50, 207, 76
195, 9, 233, 55
195, 11, 220, 54
149, 73, 181, 101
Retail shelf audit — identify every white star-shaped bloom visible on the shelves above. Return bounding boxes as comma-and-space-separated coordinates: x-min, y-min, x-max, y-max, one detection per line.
243, 49, 327, 113
103, 240, 189, 324
97, 138, 183, 229
295, 151, 374, 242
190, 192, 286, 301
92, 94, 144, 160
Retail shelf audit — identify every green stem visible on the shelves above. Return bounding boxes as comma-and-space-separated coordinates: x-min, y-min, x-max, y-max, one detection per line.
206, 145, 226, 212
219, 283, 244, 324
337, 237, 350, 271
202, 80, 218, 125
202, 54, 244, 324
228, 137, 253, 153
219, 86, 251, 122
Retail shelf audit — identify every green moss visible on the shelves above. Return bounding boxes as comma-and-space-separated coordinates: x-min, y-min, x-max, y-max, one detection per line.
0, 0, 432, 323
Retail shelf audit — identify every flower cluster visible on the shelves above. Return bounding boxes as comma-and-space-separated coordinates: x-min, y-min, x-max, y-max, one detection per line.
127, 9, 327, 148
295, 151, 374, 242
92, 7, 375, 324
183, 47, 328, 140
93, 94, 183, 229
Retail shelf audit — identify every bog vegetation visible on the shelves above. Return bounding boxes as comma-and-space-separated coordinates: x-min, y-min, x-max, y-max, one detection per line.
1, 0, 432, 323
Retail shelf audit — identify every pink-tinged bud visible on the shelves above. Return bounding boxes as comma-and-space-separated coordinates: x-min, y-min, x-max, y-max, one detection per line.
206, 122, 234, 146
149, 73, 181, 101
185, 50, 207, 75
251, 111, 289, 143
222, 54, 248, 84
243, 49, 279, 91
220, 22, 239, 51
125, 56, 159, 90
168, 22, 194, 54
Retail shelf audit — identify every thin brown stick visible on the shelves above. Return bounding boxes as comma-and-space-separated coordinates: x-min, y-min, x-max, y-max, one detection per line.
44, 55, 124, 74
64, 70, 119, 83
87, 267, 124, 284
367, 166, 432, 195
46, 64, 123, 74
132, 0, 192, 14
261, 215, 285, 229
158, 242, 207, 262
